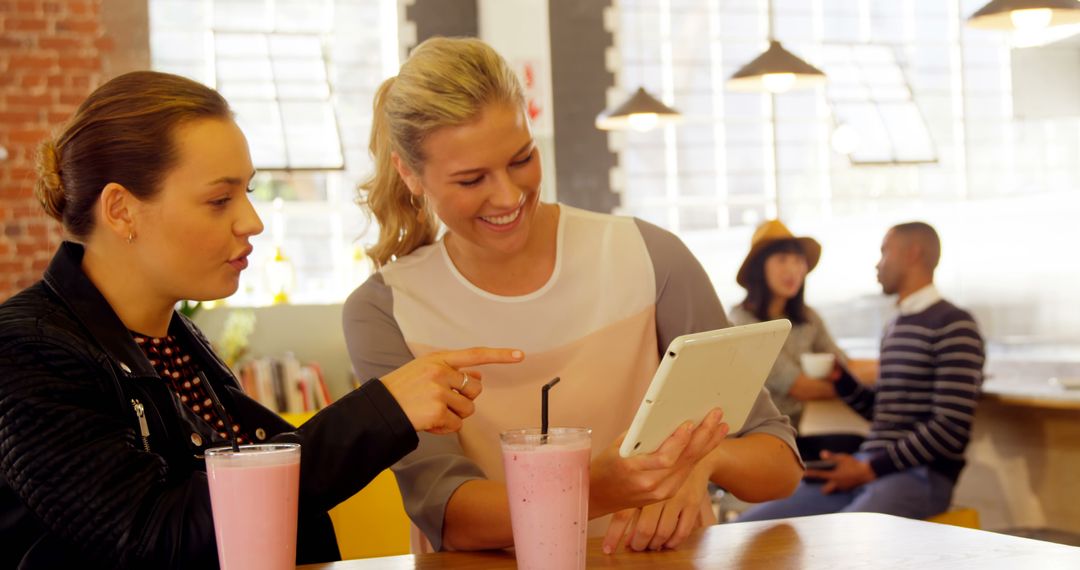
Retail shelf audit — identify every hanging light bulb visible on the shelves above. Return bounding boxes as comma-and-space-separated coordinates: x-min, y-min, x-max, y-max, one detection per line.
968, 0, 1080, 30
761, 72, 797, 94
597, 4, 683, 132
626, 112, 660, 132
1010, 7, 1054, 29
728, 41, 826, 93
596, 87, 683, 131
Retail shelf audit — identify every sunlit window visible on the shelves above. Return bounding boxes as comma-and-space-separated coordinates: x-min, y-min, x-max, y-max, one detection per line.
613, 0, 1080, 344
214, 32, 344, 170
150, 0, 399, 305
616, 0, 779, 234
820, 44, 936, 164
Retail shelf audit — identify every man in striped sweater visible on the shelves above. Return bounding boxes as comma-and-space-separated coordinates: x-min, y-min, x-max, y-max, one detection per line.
739, 222, 984, 521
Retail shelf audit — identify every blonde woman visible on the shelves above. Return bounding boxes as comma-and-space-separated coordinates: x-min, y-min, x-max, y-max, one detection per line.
343, 37, 802, 554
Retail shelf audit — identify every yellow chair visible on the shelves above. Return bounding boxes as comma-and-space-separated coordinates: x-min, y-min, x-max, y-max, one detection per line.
328, 470, 412, 558
279, 412, 317, 428
926, 507, 980, 529
280, 412, 412, 559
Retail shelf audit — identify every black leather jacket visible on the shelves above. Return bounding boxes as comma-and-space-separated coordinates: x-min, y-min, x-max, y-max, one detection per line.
0, 242, 419, 569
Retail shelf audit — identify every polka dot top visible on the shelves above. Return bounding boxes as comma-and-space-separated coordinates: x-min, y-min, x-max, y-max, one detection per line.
131, 332, 249, 445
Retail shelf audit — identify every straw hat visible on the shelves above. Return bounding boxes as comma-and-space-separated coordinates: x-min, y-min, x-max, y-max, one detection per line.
736, 220, 821, 288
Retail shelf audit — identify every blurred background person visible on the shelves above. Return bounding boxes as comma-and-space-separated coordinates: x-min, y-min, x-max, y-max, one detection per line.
730, 220, 842, 431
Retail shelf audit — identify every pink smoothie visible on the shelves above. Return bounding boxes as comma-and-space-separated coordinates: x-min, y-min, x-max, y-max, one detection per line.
206, 444, 300, 570
501, 428, 591, 570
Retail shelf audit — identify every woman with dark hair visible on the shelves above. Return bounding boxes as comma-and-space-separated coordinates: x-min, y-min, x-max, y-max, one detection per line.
0, 70, 523, 569
730, 220, 845, 430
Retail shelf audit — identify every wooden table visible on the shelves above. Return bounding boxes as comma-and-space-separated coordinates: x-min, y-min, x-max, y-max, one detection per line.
300, 512, 1080, 569
980, 378, 1080, 410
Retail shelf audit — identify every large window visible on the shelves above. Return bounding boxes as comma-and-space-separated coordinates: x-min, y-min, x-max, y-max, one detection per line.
150, 0, 398, 305
214, 31, 344, 170
612, 0, 1080, 343
820, 43, 936, 165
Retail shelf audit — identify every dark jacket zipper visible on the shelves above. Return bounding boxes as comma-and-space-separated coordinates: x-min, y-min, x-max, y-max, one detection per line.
131, 398, 151, 452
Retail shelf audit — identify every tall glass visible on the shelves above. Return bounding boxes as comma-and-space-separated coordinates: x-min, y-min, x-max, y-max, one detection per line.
500, 428, 591, 570
205, 443, 301, 570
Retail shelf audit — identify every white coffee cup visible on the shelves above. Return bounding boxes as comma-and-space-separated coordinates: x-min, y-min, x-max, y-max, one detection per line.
800, 353, 836, 379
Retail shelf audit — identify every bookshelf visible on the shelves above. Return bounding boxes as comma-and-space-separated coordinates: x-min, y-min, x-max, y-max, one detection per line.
193, 304, 354, 399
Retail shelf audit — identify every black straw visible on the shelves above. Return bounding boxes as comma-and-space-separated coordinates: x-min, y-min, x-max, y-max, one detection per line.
541, 377, 560, 444
201, 371, 240, 453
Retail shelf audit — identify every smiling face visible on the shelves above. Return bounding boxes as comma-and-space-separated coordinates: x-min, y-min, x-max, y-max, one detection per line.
394, 102, 542, 261
764, 250, 809, 301
131, 118, 263, 302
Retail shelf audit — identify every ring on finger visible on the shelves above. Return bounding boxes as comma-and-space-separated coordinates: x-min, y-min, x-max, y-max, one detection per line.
460, 373, 470, 391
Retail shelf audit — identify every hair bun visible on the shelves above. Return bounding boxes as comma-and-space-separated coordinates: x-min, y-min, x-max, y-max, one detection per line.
34, 140, 66, 222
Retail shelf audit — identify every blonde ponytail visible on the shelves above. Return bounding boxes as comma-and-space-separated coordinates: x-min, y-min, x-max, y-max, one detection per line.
357, 37, 525, 267
360, 77, 439, 268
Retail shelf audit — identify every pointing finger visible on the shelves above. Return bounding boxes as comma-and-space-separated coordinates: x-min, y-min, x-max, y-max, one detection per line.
437, 347, 525, 368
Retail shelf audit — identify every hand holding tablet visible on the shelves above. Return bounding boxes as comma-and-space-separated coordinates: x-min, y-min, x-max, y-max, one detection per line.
620, 320, 792, 458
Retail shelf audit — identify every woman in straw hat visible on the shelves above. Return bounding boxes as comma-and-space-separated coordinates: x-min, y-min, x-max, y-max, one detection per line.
729, 220, 846, 431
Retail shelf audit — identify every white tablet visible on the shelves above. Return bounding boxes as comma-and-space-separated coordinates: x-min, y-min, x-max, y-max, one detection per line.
619, 319, 792, 458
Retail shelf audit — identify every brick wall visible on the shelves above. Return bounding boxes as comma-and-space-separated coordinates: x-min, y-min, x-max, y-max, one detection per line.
0, 0, 110, 302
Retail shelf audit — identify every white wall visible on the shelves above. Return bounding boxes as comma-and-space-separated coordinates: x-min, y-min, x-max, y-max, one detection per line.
478, 0, 559, 202
1012, 44, 1080, 120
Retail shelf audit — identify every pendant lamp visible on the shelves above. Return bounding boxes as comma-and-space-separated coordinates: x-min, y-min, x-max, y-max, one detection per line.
968, 0, 1080, 31
595, 87, 683, 131
596, 5, 683, 132
727, 40, 826, 94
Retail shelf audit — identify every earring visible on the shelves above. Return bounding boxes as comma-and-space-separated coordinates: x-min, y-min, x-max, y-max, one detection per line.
409, 194, 427, 224
127, 231, 135, 244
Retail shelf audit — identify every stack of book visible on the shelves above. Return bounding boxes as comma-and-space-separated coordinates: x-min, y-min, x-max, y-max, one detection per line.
237, 352, 332, 414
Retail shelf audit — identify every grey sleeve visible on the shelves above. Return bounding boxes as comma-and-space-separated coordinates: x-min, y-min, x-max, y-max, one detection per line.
726, 305, 753, 327
636, 219, 730, 349
764, 350, 801, 404
342, 273, 485, 551
343, 273, 414, 380
730, 306, 799, 405
634, 220, 799, 454
806, 307, 848, 363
